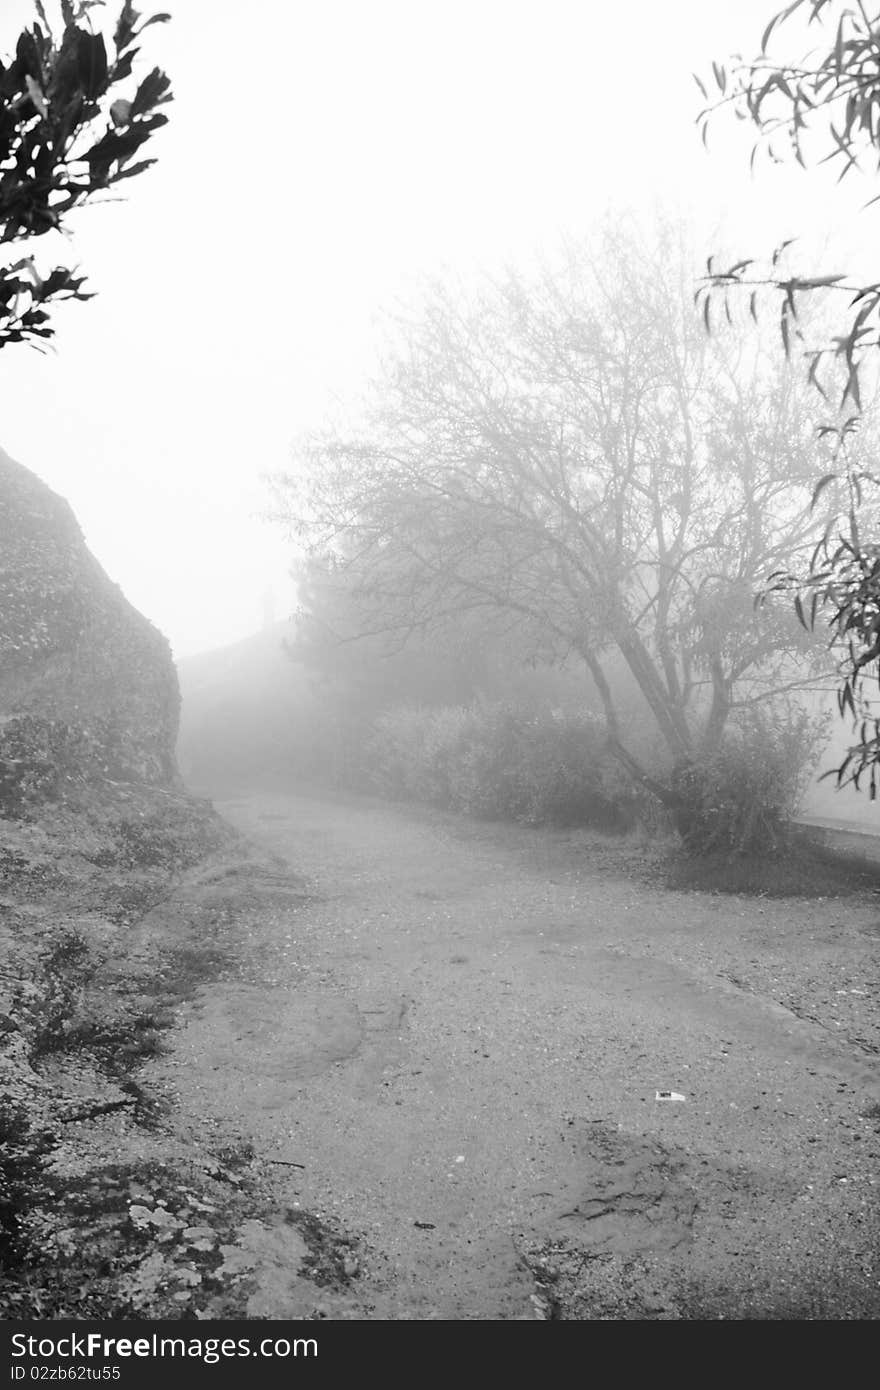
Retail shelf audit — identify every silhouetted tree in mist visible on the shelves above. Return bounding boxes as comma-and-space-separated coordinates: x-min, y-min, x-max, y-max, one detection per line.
273, 223, 834, 826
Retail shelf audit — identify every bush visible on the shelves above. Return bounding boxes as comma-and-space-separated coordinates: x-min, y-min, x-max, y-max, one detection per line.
366, 705, 471, 807
364, 702, 639, 829
12, 931, 94, 1060
673, 704, 826, 857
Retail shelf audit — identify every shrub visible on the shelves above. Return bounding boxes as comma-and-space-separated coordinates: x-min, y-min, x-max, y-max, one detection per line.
13, 931, 94, 1060
364, 702, 639, 829
366, 704, 470, 805
673, 703, 826, 857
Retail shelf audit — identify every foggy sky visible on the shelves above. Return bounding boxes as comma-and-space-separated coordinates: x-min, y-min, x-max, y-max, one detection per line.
0, 0, 873, 658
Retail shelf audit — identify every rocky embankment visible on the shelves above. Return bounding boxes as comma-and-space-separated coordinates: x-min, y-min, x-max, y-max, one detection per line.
0, 448, 329, 1318
0, 446, 180, 813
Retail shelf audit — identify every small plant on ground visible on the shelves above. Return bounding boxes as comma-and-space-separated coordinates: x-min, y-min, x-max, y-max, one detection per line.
15, 929, 94, 1058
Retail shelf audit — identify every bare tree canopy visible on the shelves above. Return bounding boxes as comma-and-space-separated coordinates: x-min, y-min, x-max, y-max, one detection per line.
274, 225, 833, 817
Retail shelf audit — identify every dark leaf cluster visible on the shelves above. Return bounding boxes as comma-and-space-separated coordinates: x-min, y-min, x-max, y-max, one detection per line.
0, 1, 171, 350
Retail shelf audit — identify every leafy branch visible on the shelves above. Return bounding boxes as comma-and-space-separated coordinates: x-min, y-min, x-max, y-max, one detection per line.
698, 1, 880, 790
696, 1, 880, 416
0, 1, 172, 350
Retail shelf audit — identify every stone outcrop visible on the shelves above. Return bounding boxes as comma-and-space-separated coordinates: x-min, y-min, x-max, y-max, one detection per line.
0, 446, 179, 813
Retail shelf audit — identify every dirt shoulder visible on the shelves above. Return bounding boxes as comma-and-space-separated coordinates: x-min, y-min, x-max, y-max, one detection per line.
0, 786, 361, 1319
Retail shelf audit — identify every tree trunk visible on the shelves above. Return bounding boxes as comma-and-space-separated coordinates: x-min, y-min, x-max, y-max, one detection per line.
582, 647, 694, 832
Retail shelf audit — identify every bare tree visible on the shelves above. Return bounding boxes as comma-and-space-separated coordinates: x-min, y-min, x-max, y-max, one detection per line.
274, 227, 832, 819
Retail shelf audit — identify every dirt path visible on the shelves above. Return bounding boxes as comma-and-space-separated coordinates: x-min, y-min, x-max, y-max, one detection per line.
151, 788, 880, 1319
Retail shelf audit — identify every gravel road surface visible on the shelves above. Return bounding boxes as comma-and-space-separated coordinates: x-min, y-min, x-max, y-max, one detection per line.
154, 788, 880, 1319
